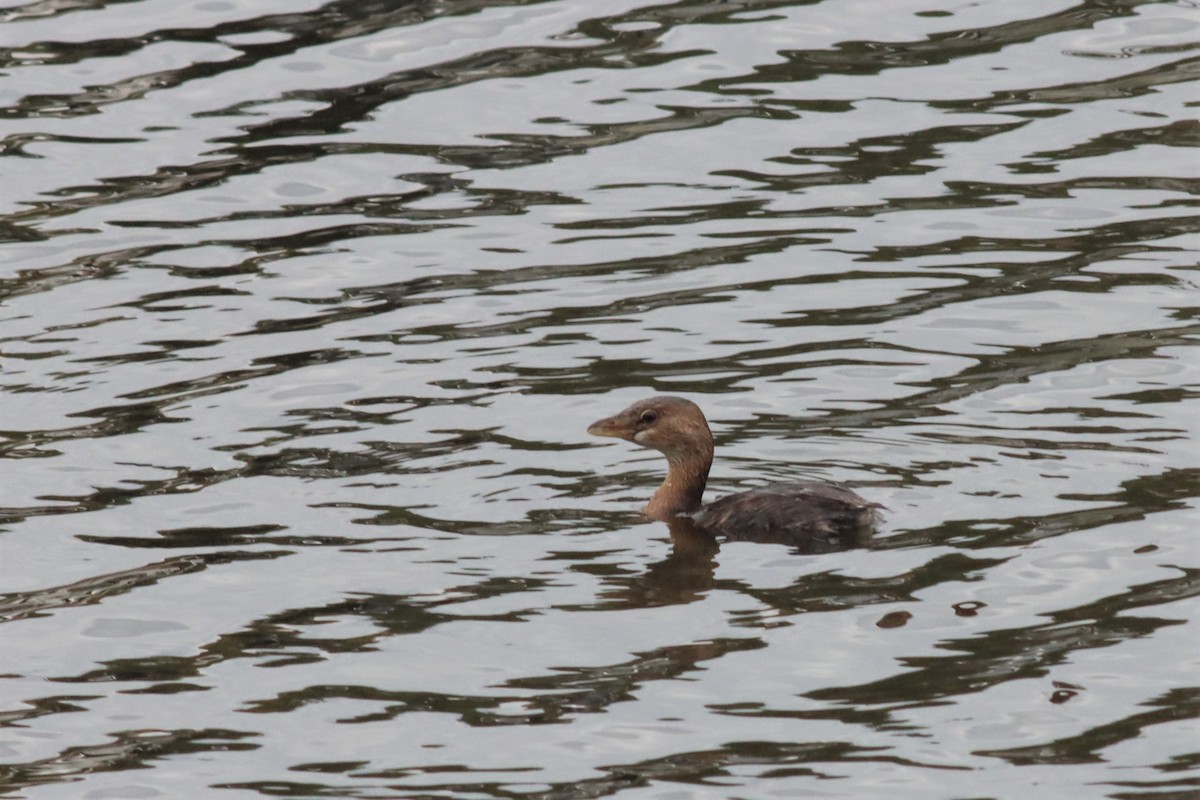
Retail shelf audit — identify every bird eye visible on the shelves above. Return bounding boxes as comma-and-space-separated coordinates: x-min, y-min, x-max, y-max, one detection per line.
639, 409, 658, 425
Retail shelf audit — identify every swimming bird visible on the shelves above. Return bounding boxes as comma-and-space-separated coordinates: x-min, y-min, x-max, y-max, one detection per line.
588, 396, 878, 549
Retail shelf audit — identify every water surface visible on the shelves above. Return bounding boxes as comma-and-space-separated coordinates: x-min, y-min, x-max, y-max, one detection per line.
1, 1, 1198, 798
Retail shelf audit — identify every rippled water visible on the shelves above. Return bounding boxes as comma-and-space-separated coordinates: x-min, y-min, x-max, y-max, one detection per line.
2, 1, 1198, 798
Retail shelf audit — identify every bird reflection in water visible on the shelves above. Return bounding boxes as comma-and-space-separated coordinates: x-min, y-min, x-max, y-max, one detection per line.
596, 514, 876, 610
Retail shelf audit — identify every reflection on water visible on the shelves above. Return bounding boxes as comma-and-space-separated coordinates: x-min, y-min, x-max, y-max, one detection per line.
1, 0, 1198, 798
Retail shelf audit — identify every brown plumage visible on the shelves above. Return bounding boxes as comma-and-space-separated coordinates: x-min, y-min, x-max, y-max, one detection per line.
588, 396, 878, 550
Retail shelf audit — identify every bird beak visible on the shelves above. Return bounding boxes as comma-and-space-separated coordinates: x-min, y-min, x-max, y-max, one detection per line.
587, 414, 631, 441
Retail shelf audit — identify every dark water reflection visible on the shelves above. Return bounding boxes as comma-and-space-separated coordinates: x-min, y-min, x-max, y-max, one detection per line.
2, 0, 1198, 798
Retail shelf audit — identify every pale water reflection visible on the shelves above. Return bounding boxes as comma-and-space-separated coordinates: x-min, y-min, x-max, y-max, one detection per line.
1, 1, 1197, 798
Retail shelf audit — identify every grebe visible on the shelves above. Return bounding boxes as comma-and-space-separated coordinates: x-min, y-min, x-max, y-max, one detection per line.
588, 396, 878, 548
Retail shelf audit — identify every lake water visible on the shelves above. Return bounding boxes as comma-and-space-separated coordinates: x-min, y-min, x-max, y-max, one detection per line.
1, 1, 1198, 798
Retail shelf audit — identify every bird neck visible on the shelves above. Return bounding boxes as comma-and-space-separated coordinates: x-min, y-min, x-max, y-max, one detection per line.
644, 444, 712, 521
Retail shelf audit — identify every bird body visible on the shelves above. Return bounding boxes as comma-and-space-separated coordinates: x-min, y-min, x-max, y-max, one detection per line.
588, 396, 877, 549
